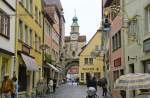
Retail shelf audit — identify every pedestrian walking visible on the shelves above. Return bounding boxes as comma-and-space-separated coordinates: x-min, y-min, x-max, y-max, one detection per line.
86, 73, 91, 88
11, 76, 18, 98
48, 78, 53, 93
120, 90, 126, 98
76, 77, 79, 85
102, 84, 107, 96
88, 77, 97, 91
100, 77, 108, 96
1, 73, 14, 98
36, 78, 44, 97
53, 78, 57, 93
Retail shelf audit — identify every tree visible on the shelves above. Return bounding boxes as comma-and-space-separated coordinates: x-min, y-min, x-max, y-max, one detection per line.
45, 53, 52, 64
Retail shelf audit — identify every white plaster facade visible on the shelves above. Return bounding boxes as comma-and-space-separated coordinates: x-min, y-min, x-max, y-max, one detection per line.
0, 0, 16, 53
122, 0, 150, 98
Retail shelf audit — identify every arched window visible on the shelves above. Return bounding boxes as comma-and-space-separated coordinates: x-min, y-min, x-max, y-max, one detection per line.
72, 51, 75, 57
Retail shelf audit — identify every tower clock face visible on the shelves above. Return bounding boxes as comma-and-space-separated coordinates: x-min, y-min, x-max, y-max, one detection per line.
71, 34, 78, 40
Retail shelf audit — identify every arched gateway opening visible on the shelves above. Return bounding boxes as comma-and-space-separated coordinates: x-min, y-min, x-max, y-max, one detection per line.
65, 59, 79, 82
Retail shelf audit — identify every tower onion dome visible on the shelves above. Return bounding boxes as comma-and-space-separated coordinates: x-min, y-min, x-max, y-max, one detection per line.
71, 16, 79, 27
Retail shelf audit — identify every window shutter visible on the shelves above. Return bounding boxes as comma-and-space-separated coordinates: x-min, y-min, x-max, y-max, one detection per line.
7, 16, 10, 38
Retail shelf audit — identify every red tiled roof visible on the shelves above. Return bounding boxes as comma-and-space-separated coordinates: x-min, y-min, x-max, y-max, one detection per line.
65, 36, 70, 42
65, 36, 86, 42
78, 36, 86, 42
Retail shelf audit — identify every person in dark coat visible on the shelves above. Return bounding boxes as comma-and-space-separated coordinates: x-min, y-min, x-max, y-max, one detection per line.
86, 73, 91, 88
101, 77, 108, 96
120, 90, 126, 98
89, 77, 97, 91
53, 78, 57, 93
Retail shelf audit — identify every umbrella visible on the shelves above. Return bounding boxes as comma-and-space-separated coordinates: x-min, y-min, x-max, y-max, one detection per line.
114, 73, 150, 90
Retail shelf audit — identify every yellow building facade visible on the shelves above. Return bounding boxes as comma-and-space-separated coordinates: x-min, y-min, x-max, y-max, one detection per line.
15, 0, 43, 96
79, 31, 103, 84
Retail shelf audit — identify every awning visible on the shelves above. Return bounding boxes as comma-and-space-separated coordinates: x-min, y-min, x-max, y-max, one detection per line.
21, 53, 39, 71
46, 63, 60, 72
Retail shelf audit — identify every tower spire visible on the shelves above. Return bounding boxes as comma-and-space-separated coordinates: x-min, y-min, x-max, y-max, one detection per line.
74, 9, 76, 16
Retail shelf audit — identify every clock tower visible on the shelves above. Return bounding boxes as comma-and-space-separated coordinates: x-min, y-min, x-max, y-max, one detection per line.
70, 15, 79, 40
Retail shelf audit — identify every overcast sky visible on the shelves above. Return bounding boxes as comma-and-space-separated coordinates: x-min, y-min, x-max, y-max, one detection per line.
60, 0, 102, 42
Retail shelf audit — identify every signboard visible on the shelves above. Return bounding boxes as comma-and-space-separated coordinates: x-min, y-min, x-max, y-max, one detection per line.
114, 58, 121, 67
82, 67, 99, 71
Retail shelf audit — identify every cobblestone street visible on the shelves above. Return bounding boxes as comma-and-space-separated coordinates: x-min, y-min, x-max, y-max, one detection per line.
41, 83, 113, 98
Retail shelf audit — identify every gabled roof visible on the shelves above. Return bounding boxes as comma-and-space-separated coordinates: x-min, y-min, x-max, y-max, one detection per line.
79, 30, 101, 56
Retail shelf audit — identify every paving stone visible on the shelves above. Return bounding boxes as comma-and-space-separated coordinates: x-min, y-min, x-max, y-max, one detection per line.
32, 83, 113, 98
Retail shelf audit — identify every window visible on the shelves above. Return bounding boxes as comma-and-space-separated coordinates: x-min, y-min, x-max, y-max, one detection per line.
147, 7, 150, 32
29, 29, 32, 46
18, 20, 23, 40
52, 32, 59, 45
120, 69, 124, 75
29, 0, 33, 14
1, 58, 9, 80
72, 51, 75, 57
129, 64, 135, 73
113, 70, 119, 81
112, 31, 121, 51
95, 45, 100, 51
38, 37, 41, 51
144, 61, 150, 73
128, 20, 137, 37
118, 31, 121, 48
39, 12, 41, 25
81, 73, 84, 81
84, 58, 93, 65
54, 12, 59, 24
35, 7, 38, 22
45, 20, 51, 36
114, 34, 117, 49
0, 10, 10, 38
84, 58, 88, 64
89, 58, 93, 64
24, 25, 28, 44
112, 36, 115, 50
35, 34, 38, 49
26, 0, 29, 11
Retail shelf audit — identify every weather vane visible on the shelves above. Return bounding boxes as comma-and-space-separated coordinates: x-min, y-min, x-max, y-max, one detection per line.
74, 9, 76, 16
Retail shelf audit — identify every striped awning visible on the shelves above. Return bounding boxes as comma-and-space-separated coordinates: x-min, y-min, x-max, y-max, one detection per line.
21, 53, 39, 71
114, 73, 150, 90
46, 63, 60, 72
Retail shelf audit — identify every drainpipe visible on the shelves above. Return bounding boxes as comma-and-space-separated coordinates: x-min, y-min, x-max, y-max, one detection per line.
122, 0, 128, 75
42, 9, 45, 79
14, 0, 17, 77
122, 1, 130, 98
